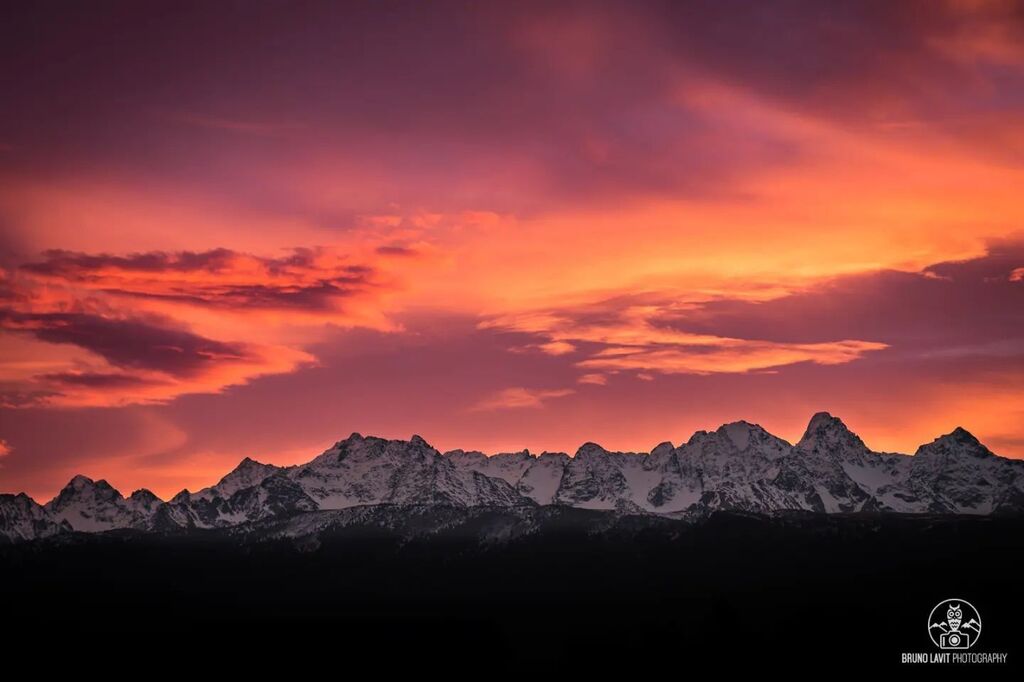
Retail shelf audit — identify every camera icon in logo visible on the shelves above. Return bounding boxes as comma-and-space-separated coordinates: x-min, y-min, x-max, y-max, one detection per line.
928, 599, 981, 650
939, 631, 971, 649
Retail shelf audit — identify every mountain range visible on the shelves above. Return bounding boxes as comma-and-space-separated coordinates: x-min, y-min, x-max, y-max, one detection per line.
3, 412, 1023, 543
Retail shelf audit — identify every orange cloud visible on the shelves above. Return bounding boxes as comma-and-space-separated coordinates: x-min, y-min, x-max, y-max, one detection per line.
538, 341, 576, 355
578, 340, 887, 376
470, 387, 575, 411
482, 299, 888, 381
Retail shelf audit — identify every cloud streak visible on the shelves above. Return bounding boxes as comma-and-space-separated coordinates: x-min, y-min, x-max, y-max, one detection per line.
577, 340, 885, 376
482, 298, 888, 381
470, 387, 575, 411
21, 247, 385, 313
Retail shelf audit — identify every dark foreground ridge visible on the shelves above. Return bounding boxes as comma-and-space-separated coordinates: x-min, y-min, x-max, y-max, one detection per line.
1, 509, 1021, 671
3, 412, 1024, 543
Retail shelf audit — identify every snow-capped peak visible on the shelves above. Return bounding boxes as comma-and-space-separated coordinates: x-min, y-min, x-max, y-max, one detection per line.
66, 474, 105, 490
797, 411, 867, 454
915, 427, 993, 459
204, 456, 281, 498
51, 475, 120, 502
128, 489, 160, 504
0, 493, 70, 541
721, 421, 757, 450
684, 420, 791, 459
43, 475, 164, 533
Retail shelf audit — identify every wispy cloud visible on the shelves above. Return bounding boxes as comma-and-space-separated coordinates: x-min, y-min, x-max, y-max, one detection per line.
470, 387, 575, 411
482, 297, 888, 382
577, 340, 886, 375
538, 341, 576, 355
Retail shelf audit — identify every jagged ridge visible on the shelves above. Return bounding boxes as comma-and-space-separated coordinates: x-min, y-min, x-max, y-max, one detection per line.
3, 412, 1023, 542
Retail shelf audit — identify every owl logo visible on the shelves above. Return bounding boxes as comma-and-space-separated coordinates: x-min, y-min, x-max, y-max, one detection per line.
928, 599, 981, 650
946, 604, 963, 631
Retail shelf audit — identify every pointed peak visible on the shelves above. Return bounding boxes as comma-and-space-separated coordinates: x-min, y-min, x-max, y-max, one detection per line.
410, 434, 431, 448
806, 411, 841, 432
170, 489, 191, 504
798, 411, 867, 452
950, 426, 978, 442
232, 456, 270, 472
10, 492, 39, 505
67, 474, 96, 489
917, 427, 992, 459
129, 488, 158, 500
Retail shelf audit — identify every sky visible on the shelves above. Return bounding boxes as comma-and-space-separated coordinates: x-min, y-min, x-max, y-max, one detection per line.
1, 0, 1024, 501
